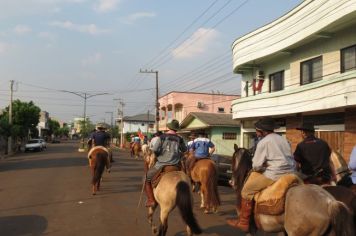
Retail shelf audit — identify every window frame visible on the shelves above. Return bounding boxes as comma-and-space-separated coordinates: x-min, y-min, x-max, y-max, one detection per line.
341, 44, 356, 73
300, 56, 323, 85
222, 132, 237, 140
269, 70, 284, 92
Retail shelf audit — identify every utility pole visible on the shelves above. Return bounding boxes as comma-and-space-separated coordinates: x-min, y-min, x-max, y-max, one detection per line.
114, 99, 125, 148
146, 110, 150, 133
140, 69, 159, 132
61, 90, 108, 151
8, 80, 14, 154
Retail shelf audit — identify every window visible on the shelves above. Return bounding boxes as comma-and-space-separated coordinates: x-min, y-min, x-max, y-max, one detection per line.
300, 56, 322, 85
223, 132, 237, 140
269, 71, 284, 92
218, 107, 225, 113
341, 45, 356, 73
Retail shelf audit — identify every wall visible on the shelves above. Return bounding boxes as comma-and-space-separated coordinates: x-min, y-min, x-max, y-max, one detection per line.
211, 127, 240, 156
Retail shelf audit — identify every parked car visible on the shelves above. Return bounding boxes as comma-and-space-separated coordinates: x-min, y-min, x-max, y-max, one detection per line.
39, 139, 47, 149
25, 139, 44, 152
211, 154, 233, 186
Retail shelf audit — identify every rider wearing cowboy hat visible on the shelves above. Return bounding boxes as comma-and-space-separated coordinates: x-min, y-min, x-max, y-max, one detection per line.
227, 117, 296, 232
294, 122, 335, 185
89, 123, 113, 168
144, 119, 187, 207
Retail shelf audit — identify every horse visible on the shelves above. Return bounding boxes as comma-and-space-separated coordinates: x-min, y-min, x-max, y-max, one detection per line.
88, 146, 110, 195
330, 150, 356, 194
230, 144, 354, 236
186, 153, 220, 214
131, 142, 142, 159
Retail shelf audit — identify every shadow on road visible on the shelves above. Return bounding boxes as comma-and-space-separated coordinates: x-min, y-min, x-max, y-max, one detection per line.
0, 157, 87, 172
0, 215, 48, 236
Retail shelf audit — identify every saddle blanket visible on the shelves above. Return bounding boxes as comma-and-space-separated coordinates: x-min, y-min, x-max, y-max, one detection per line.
88, 146, 109, 159
254, 174, 303, 215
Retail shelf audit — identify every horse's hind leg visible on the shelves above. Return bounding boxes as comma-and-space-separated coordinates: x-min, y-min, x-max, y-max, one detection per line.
158, 209, 169, 236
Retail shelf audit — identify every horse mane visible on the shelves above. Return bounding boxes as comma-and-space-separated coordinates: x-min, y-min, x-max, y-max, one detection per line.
232, 148, 252, 209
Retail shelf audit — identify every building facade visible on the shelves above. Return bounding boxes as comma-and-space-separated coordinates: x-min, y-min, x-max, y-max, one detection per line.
120, 113, 155, 134
37, 111, 49, 138
159, 91, 239, 131
231, 0, 356, 162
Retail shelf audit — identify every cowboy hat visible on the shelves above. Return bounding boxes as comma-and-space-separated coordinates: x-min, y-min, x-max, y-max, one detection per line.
296, 122, 316, 132
96, 123, 107, 130
167, 119, 180, 131
255, 117, 279, 132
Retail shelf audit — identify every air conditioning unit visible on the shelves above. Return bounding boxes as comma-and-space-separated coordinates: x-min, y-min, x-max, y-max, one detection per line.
197, 101, 204, 108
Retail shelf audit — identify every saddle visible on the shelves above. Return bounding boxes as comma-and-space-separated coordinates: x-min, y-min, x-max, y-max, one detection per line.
152, 165, 181, 188
88, 146, 109, 159
254, 174, 303, 215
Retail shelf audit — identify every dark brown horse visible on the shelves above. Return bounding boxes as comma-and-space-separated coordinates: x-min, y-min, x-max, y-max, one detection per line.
189, 156, 220, 214
88, 146, 110, 195
230, 145, 354, 235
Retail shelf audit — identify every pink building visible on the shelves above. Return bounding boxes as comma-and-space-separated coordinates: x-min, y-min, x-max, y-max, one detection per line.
159, 91, 240, 130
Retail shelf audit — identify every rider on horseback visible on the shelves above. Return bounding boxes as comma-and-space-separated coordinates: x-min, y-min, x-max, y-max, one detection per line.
88, 123, 112, 170
186, 132, 215, 179
227, 117, 296, 232
144, 119, 187, 207
293, 122, 336, 185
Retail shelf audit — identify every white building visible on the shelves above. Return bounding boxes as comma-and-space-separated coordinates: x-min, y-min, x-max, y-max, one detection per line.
37, 111, 49, 138
118, 113, 155, 134
231, 0, 356, 161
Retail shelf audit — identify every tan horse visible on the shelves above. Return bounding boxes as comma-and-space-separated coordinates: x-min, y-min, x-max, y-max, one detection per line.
189, 157, 220, 214
231, 145, 354, 235
131, 142, 142, 159
88, 146, 110, 195
148, 171, 202, 236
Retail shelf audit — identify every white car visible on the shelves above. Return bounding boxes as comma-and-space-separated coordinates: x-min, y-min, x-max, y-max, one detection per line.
25, 139, 44, 152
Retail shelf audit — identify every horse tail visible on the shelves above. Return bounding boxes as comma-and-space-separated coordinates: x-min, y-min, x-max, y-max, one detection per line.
92, 152, 106, 185
176, 181, 202, 235
205, 164, 221, 208
328, 200, 354, 236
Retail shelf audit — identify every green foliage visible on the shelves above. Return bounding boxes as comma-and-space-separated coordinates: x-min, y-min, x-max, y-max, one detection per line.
0, 99, 41, 139
48, 118, 60, 136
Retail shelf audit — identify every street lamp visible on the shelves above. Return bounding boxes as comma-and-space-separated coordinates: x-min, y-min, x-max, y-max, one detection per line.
61, 90, 109, 151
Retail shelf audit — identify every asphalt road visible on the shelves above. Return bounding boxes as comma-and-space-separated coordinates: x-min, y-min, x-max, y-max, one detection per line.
0, 141, 271, 236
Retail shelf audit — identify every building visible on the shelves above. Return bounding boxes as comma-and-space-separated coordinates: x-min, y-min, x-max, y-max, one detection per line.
180, 112, 240, 156
119, 113, 155, 134
37, 111, 49, 138
159, 91, 240, 131
231, 0, 356, 162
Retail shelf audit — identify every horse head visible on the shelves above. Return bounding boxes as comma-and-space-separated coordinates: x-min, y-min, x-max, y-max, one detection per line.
230, 144, 253, 207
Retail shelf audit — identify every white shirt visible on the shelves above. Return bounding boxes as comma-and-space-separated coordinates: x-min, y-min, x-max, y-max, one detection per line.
349, 146, 356, 184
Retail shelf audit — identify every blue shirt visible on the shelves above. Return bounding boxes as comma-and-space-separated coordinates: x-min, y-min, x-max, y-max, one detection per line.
92, 131, 110, 146
349, 146, 356, 184
191, 137, 215, 158
133, 137, 140, 143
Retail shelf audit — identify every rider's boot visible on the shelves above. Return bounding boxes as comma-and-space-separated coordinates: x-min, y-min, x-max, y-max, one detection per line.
144, 181, 156, 207
227, 198, 253, 232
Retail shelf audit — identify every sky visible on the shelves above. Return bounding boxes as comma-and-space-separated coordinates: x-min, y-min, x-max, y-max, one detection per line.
0, 0, 303, 124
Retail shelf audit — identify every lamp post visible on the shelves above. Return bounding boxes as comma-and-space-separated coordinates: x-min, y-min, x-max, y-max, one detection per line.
114, 98, 125, 149
62, 90, 108, 151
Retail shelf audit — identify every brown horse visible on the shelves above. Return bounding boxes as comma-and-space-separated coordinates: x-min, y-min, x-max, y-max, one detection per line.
188, 155, 220, 214
231, 145, 354, 235
88, 146, 110, 195
131, 142, 142, 159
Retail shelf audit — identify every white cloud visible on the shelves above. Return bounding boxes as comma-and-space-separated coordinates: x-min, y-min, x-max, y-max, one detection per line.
0, 41, 11, 54
122, 12, 156, 24
13, 25, 32, 35
81, 52, 102, 66
49, 21, 109, 35
172, 28, 219, 59
94, 0, 120, 13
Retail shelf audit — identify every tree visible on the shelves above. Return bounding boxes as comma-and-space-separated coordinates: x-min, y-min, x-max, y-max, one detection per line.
48, 118, 60, 137
0, 99, 41, 140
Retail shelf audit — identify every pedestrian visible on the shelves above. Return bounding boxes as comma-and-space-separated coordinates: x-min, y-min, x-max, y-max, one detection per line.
144, 119, 187, 207
186, 132, 215, 178
227, 117, 296, 232
293, 122, 335, 185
